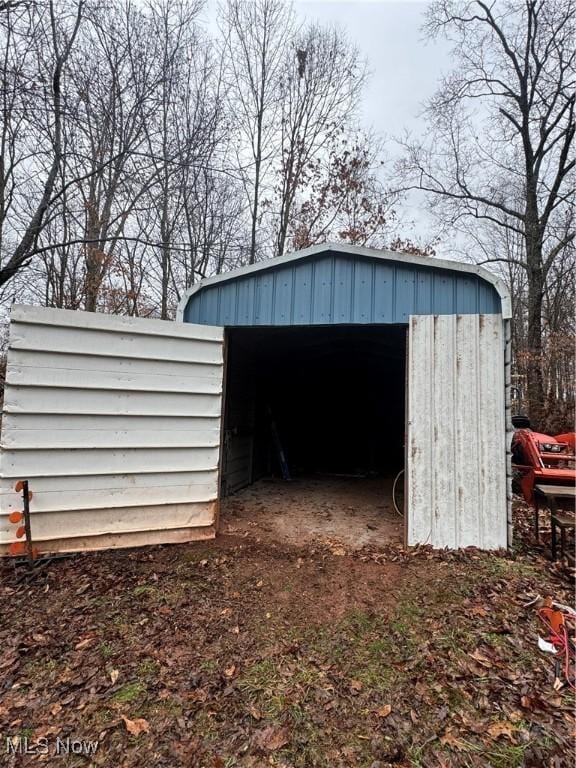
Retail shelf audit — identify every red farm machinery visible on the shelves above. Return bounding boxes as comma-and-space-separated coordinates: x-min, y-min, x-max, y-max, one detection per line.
511, 417, 576, 506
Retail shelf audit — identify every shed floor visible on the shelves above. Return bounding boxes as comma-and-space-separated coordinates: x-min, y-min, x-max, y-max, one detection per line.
220, 476, 403, 549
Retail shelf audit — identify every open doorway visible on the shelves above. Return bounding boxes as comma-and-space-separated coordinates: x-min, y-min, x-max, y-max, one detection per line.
220, 325, 406, 547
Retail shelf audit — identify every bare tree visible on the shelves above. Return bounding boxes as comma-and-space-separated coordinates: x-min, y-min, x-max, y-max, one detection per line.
36, 179, 85, 310
274, 23, 366, 256
291, 132, 396, 250
142, 0, 228, 318
68, 1, 163, 311
220, 0, 293, 263
180, 169, 245, 285
1, 0, 381, 321
0, 1, 33, 14
397, 0, 575, 424
0, 0, 84, 287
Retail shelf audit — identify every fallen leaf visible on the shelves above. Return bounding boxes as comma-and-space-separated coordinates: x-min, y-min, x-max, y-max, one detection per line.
440, 729, 467, 751
414, 680, 428, 697
75, 637, 95, 651
248, 704, 261, 719
498, 667, 519, 682
476, 693, 490, 710
188, 689, 208, 703
376, 704, 392, 718
224, 665, 236, 678
253, 725, 290, 751
469, 649, 493, 668
121, 715, 149, 736
487, 721, 515, 740
109, 669, 119, 685
331, 546, 346, 556
349, 679, 363, 692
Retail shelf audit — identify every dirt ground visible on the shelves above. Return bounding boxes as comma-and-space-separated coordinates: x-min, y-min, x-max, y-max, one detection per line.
0, 503, 574, 768
222, 476, 404, 549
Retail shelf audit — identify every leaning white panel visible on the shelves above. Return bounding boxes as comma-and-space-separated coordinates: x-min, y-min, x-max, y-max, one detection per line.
0, 305, 225, 554
407, 314, 507, 550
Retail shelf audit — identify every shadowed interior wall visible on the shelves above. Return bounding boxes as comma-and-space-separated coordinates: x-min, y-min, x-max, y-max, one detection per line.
222, 326, 406, 495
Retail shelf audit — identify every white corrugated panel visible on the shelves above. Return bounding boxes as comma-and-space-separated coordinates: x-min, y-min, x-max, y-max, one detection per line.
407, 314, 507, 550
0, 306, 224, 553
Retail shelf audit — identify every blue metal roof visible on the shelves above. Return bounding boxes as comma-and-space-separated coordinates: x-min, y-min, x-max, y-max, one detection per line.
180, 245, 504, 326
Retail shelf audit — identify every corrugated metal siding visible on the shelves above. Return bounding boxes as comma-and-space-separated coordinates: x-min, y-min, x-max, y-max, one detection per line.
0, 306, 224, 553
406, 314, 507, 549
184, 252, 501, 326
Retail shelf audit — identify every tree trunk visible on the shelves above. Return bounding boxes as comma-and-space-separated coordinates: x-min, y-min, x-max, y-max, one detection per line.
276, 149, 295, 257
84, 246, 101, 312
84, 197, 102, 312
249, 121, 262, 265
160, 191, 170, 319
525, 224, 545, 427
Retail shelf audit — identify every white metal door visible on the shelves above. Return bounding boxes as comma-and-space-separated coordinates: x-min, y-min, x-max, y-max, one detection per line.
0, 306, 225, 554
406, 314, 507, 549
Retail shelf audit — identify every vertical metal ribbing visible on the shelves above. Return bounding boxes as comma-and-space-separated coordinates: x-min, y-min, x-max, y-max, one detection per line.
504, 318, 514, 548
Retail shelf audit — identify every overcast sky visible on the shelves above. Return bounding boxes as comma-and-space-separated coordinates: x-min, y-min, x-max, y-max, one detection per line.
296, 0, 454, 249
203, 0, 455, 249
296, 0, 452, 138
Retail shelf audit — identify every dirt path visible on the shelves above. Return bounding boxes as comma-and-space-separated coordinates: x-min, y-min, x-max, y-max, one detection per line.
221, 476, 404, 549
0, 504, 573, 767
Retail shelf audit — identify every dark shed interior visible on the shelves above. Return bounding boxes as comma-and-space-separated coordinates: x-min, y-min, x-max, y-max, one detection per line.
222, 325, 406, 496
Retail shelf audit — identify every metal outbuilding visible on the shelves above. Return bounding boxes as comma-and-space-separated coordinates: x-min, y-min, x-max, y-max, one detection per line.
0, 244, 512, 554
